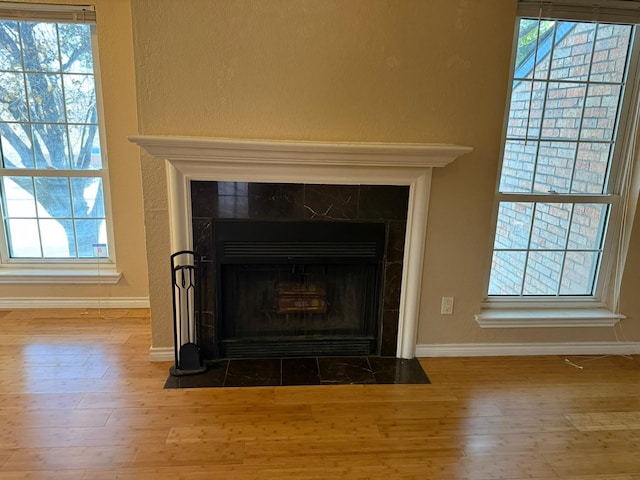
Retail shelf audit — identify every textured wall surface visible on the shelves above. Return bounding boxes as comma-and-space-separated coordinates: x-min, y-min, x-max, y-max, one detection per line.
130, 0, 640, 351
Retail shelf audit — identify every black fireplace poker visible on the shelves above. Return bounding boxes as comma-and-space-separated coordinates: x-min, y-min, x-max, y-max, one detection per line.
169, 250, 207, 376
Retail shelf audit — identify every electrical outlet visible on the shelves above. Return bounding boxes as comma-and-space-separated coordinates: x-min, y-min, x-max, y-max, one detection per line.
441, 296, 454, 315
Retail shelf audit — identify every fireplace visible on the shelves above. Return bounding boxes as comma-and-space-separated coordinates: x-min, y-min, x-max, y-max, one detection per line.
214, 220, 386, 357
192, 182, 409, 360
128, 135, 472, 360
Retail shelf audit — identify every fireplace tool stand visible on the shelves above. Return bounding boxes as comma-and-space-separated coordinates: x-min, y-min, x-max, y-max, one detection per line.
169, 250, 207, 376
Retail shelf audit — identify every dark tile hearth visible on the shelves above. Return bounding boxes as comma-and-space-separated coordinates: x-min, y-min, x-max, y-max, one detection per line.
164, 356, 430, 389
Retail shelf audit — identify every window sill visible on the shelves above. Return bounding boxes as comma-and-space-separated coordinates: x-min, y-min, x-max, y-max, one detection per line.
0, 267, 122, 284
474, 308, 625, 328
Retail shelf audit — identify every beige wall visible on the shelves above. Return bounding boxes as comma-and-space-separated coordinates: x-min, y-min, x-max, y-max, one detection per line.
130, 0, 640, 350
0, 0, 149, 301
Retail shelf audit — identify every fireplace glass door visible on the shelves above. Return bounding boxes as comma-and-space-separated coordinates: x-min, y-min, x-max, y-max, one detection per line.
214, 220, 386, 357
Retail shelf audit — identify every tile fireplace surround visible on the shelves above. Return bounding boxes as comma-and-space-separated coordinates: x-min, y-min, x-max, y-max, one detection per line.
129, 136, 472, 359
192, 181, 408, 359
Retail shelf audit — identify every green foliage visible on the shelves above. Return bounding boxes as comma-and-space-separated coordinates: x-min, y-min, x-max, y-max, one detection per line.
516, 19, 555, 70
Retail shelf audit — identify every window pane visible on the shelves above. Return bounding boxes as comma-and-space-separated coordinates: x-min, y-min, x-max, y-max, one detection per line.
6, 218, 41, 257
40, 218, 74, 257
1, 124, 35, 168
550, 22, 594, 81
591, 24, 632, 83
533, 141, 576, 193
494, 202, 533, 249
0, 21, 22, 71
0, 72, 28, 122
533, 22, 556, 79
489, 250, 527, 295
560, 251, 599, 295
63, 74, 97, 124
572, 143, 610, 193
32, 124, 71, 169
507, 80, 545, 138
523, 251, 563, 295
20, 22, 60, 72
71, 177, 104, 218
567, 204, 608, 250
75, 219, 105, 257
34, 177, 72, 218
68, 124, 101, 170
542, 82, 586, 140
500, 141, 536, 192
58, 24, 93, 74
2, 176, 36, 217
581, 84, 621, 142
530, 203, 571, 250
489, 202, 606, 296
515, 19, 555, 78
26, 73, 64, 123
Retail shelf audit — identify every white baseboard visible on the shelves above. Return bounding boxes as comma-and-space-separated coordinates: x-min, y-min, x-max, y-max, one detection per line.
416, 342, 640, 357
151, 342, 640, 362
149, 347, 175, 362
0, 297, 150, 309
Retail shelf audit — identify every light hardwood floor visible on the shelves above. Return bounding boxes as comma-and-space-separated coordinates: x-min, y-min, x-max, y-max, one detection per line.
1, 308, 640, 479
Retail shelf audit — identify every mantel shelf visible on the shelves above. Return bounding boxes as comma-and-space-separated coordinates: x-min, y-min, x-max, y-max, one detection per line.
129, 135, 472, 168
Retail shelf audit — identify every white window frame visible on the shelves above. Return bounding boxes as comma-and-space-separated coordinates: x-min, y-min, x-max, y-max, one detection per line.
477, 0, 640, 327
0, 3, 119, 284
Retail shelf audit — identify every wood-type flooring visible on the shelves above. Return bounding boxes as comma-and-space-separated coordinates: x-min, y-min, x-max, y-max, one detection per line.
1, 308, 640, 479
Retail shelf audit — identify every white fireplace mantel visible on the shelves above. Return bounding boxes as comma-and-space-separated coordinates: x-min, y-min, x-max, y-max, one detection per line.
129, 135, 472, 359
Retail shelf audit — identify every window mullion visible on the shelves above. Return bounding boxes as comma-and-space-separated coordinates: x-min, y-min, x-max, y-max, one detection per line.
568, 23, 599, 194
523, 20, 545, 144
555, 203, 576, 295
527, 21, 557, 191
520, 202, 538, 295
528, 80, 547, 189
32, 177, 44, 258
35, 218, 44, 258
17, 23, 35, 166
66, 177, 78, 258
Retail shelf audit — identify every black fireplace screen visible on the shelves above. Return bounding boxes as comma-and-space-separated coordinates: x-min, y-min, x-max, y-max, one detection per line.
214, 220, 386, 357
